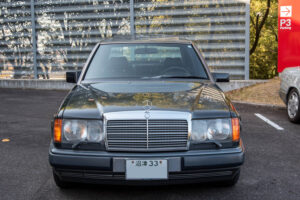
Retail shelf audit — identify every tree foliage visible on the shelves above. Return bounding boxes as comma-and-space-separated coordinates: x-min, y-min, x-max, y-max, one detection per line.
250, 0, 278, 79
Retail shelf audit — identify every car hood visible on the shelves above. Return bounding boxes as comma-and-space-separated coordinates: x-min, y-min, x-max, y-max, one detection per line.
61, 81, 233, 119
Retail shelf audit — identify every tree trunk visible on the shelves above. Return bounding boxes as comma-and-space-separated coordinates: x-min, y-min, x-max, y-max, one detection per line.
250, 0, 271, 55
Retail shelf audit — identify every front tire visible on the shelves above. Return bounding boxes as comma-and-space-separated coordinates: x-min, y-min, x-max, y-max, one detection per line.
217, 170, 240, 187
53, 170, 73, 189
287, 89, 300, 123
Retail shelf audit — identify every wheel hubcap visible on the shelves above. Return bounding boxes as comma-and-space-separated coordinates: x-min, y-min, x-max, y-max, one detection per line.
288, 92, 299, 118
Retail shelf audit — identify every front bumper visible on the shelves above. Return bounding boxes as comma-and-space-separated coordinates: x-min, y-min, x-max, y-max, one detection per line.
279, 89, 287, 104
49, 142, 245, 185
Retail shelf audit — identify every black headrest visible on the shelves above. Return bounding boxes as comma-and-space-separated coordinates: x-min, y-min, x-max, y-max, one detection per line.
164, 58, 183, 67
109, 57, 129, 68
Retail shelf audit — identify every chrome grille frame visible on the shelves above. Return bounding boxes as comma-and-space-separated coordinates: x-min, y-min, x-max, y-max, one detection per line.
104, 111, 191, 152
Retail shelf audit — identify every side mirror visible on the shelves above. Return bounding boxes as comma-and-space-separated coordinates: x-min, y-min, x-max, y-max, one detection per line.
212, 72, 230, 82
66, 71, 81, 83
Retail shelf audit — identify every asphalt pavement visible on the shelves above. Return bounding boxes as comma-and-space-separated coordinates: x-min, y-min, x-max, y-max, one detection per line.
0, 88, 299, 200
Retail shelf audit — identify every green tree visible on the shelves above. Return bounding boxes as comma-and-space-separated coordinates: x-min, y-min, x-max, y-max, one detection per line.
250, 0, 278, 79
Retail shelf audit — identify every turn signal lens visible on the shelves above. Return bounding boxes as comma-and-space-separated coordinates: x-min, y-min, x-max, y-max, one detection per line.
231, 118, 240, 142
54, 119, 62, 143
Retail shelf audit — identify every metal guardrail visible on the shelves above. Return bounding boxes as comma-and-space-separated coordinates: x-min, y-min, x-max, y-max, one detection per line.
0, 0, 250, 80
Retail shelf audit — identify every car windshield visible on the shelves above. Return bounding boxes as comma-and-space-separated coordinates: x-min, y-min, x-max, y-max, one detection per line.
84, 43, 208, 80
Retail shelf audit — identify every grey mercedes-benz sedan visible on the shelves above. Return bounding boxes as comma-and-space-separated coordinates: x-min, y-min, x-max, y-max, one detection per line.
49, 39, 245, 187
280, 67, 300, 123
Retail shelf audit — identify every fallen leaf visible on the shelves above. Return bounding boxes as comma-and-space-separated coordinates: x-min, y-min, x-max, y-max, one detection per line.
2, 138, 10, 142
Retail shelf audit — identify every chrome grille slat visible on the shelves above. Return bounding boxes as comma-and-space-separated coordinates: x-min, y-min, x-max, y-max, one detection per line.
107, 140, 147, 143
149, 136, 187, 139
106, 119, 188, 151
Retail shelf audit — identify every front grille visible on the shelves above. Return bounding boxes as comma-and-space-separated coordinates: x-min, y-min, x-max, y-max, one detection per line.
106, 120, 188, 151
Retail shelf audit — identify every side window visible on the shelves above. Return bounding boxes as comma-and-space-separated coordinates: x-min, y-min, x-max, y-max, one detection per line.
110, 47, 123, 58
109, 47, 132, 61
108, 46, 181, 62
158, 47, 181, 59
134, 46, 182, 62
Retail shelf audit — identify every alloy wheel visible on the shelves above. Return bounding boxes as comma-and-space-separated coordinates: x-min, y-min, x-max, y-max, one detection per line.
288, 91, 299, 119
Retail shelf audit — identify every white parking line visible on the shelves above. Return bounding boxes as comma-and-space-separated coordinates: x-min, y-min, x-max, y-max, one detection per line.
255, 113, 284, 131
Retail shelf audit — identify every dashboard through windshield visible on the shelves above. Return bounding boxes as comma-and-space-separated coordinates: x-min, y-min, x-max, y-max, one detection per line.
84, 43, 208, 80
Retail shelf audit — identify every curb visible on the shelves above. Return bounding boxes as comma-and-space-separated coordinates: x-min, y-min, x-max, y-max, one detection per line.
217, 80, 267, 92
0, 79, 267, 92
232, 101, 286, 110
0, 79, 74, 90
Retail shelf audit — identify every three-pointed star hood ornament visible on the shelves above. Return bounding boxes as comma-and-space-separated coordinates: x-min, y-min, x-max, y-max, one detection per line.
143, 100, 152, 119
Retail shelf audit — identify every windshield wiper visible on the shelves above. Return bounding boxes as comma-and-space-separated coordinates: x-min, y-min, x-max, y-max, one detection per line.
142, 75, 207, 79
209, 140, 223, 148
72, 140, 88, 149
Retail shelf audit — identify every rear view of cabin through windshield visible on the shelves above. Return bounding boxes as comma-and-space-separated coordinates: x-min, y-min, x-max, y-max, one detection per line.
84, 43, 208, 80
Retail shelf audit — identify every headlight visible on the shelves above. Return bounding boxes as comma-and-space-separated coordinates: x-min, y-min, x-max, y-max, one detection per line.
62, 120, 103, 143
207, 119, 231, 140
191, 118, 238, 142
63, 120, 87, 142
190, 120, 207, 142
87, 121, 104, 142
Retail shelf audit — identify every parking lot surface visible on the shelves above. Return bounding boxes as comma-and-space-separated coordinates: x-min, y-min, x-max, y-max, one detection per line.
0, 88, 299, 200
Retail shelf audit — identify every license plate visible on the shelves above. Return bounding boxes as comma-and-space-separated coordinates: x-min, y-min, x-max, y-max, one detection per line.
126, 159, 168, 180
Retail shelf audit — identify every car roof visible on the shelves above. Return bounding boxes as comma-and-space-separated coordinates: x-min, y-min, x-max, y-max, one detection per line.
99, 37, 193, 45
